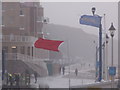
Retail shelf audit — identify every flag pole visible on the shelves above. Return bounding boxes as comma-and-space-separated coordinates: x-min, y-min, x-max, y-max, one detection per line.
102, 14, 106, 81
104, 14, 109, 81
98, 23, 102, 82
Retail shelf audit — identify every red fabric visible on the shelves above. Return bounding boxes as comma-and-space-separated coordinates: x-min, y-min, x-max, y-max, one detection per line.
34, 38, 64, 52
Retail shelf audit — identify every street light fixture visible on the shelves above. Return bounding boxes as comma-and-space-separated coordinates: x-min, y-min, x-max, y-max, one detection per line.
92, 7, 96, 15
106, 34, 109, 44
109, 23, 116, 38
109, 22, 116, 88
11, 46, 17, 49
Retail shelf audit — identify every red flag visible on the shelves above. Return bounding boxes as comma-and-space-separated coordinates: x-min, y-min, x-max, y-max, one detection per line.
34, 38, 64, 52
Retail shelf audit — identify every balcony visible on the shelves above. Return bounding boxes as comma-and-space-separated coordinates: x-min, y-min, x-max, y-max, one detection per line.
2, 35, 37, 42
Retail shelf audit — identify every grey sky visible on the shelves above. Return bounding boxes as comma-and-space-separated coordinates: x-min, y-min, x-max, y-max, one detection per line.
41, 2, 118, 39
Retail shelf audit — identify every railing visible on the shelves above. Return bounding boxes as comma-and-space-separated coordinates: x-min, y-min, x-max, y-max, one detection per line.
2, 35, 37, 42
5, 53, 44, 62
4, 52, 78, 65
4, 53, 63, 64
5, 53, 48, 69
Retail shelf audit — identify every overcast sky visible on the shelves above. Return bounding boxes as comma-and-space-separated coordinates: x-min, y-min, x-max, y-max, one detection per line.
41, 2, 118, 39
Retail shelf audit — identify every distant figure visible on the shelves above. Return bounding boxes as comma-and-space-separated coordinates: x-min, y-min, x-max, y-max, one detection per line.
9, 74, 13, 86
62, 67, 65, 75
5, 72, 9, 85
28, 73, 31, 85
15, 74, 20, 86
89, 64, 90, 67
59, 67, 61, 74
34, 72, 37, 83
25, 70, 30, 85
75, 68, 78, 76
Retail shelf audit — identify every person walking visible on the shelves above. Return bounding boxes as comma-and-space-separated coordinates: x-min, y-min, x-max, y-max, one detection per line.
5, 72, 9, 85
75, 68, 78, 76
34, 72, 37, 83
9, 74, 13, 86
25, 70, 30, 85
62, 67, 65, 75
15, 74, 20, 86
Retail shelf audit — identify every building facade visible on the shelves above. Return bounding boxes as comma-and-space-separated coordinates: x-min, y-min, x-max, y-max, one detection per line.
2, 2, 49, 76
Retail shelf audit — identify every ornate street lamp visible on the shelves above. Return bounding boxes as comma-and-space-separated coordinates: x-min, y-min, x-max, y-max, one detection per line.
109, 22, 116, 88
109, 23, 116, 67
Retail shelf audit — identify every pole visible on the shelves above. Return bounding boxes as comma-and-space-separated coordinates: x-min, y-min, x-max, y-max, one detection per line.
98, 23, 102, 82
106, 41, 109, 80
111, 36, 113, 67
103, 14, 107, 81
94, 41, 98, 81
111, 36, 114, 88
2, 49, 5, 81
95, 46, 98, 81
103, 43, 105, 80
67, 40, 70, 89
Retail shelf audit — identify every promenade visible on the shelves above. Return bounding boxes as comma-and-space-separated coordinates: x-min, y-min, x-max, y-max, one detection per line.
30, 64, 95, 88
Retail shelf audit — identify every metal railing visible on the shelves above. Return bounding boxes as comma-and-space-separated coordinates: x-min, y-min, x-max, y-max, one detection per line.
4, 53, 48, 69
2, 35, 37, 42
3, 52, 76, 66
5, 53, 44, 61
4, 53, 66, 64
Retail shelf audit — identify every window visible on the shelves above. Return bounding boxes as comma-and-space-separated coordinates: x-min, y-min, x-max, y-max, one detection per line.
2, 16, 5, 27
32, 47, 33, 57
2, 46, 8, 59
10, 33, 14, 41
21, 46, 25, 54
22, 36, 25, 42
27, 47, 30, 55
19, 27, 25, 30
20, 10, 23, 15
19, 10, 24, 16
3, 46, 8, 53
12, 46, 17, 53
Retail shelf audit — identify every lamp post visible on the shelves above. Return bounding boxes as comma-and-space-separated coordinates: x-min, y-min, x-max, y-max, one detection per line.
109, 23, 116, 67
92, 7, 102, 82
109, 22, 116, 88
